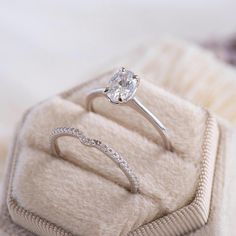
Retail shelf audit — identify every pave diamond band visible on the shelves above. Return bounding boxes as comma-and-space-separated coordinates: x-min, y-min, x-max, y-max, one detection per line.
50, 127, 140, 193
86, 68, 172, 151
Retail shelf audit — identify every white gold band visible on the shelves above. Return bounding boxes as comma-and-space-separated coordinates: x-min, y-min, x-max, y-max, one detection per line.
50, 127, 140, 194
86, 88, 172, 151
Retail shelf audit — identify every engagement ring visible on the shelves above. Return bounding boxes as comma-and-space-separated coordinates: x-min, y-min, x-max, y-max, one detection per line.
86, 67, 172, 151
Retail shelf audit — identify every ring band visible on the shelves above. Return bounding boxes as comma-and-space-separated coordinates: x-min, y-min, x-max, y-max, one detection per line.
85, 67, 172, 151
50, 127, 140, 193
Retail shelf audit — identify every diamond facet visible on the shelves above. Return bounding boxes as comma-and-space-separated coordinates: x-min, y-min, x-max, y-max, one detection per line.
105, 68, 139, 104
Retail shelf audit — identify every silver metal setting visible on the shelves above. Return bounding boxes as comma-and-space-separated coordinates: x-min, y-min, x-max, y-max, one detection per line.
50, 127, 140, 194
85, 67, 172, 151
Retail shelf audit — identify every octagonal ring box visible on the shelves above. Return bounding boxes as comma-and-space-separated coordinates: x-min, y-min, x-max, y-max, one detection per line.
5, 70, 222, 236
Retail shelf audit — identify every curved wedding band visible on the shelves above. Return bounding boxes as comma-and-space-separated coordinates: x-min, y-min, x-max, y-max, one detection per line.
50, 127, 140, 193
85, 67, 172, 151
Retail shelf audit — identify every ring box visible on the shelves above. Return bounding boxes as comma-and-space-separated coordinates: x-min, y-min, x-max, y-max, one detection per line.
1, 40, 236, 236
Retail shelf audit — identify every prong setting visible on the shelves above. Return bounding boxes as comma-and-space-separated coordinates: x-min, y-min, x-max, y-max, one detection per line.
105, 67, 140, 104
120, 67, 126, 72
133, 74, 140, 85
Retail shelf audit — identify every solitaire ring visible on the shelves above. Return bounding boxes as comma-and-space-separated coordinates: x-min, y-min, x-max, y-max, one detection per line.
86, 67, 172, 151
50, 127, 140, 193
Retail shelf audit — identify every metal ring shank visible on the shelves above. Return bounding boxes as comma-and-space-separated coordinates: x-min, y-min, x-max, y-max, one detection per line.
86, 88, 172, 151
50, 127, 139, 193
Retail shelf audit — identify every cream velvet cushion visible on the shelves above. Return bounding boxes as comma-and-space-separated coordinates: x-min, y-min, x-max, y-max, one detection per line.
10, 75, 208, 235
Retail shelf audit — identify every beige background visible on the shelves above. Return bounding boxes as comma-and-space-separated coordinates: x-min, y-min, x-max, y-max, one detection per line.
0, 0, 236, 184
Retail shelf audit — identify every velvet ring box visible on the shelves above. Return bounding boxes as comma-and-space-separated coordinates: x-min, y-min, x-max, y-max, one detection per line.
5, 73, 219, 236
1, 40, 236, 236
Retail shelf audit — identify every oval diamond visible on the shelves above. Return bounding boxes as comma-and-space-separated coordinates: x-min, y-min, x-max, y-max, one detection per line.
105, 68, 139, 104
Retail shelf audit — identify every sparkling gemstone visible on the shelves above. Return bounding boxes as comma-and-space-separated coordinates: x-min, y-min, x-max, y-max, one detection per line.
106, 68, 139, 103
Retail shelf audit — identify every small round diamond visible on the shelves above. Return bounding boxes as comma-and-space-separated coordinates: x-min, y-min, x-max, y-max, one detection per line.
105, 68, 139, 104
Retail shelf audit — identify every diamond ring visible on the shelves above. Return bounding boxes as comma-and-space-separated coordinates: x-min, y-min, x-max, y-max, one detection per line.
86, 67, 172, 151
50, 127, 140, 193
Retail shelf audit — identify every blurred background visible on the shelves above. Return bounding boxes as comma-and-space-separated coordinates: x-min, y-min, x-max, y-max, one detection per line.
1, 0, 236, 184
